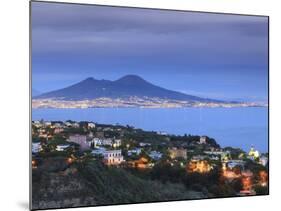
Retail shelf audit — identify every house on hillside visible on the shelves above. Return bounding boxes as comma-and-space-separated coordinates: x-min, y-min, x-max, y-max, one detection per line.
168, 148, 187, 159
103, 149, 124, 165
88, 122, 96, 129
32, 142, 42, 154
93, 138, 113, 147
188, 159, 213, 173
67, 135, 89, 150
149, 151, 163, 160
227, 160, 245, 169
127, 148, 142, 156
259, 156, 268, 166
113, 139, 122, 148
44, 121, 52, 127
199, 136, 207, 144
91, 147, 106, 156
127, 157, 153, 169
56, 144, 70, 151
139, 142, 151, 147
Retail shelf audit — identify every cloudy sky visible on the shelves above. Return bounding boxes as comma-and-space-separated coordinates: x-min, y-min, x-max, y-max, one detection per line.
31, 1, 268, 102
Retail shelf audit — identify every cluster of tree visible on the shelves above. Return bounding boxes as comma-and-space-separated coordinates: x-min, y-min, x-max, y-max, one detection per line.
32, 159, 205, 209
149, 162, 243, 197
124, 130, 168, 145
170, 135, 220, 148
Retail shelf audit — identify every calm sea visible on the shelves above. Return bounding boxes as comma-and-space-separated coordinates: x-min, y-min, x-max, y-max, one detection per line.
32, 107, 268, 152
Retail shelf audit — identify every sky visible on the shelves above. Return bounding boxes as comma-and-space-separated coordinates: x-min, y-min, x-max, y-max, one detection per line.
31, 1, 269, 102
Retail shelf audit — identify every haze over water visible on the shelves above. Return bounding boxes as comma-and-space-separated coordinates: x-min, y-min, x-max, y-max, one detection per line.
32, 107, 268, 153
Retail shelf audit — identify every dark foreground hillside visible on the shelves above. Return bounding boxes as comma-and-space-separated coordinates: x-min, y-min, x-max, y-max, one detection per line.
32, 159, 205, 209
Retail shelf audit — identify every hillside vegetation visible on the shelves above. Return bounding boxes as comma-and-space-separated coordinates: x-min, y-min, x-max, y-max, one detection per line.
32, 159, 205, 209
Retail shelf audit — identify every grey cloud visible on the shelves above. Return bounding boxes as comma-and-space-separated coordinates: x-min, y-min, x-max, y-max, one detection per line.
31, 1, 268, 75
32, 1, 267, 36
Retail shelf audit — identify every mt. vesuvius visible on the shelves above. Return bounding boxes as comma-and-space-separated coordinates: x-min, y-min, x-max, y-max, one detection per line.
35, 75, 222, 103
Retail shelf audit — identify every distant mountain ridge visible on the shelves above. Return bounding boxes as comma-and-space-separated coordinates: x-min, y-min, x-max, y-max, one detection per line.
35, 75, 223, 103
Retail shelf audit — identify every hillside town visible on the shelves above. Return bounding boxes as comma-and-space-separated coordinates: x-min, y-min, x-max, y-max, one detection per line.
32, 97, 267, 109
32, 120, 268, 208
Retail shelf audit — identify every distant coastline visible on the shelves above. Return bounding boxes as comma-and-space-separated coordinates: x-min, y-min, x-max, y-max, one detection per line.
32, 106, 268, 152
32, 97, 268, 109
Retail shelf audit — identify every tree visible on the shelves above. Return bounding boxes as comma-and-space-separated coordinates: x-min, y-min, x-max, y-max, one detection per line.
254, 185, 268, 195
231, 178, 243, 192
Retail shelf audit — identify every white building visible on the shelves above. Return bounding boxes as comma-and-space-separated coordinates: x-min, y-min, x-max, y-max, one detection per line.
227, 160, 245, 169
65, 121, 79, 128
44, 121, 52, 127
33, 121, 42, 128
128, 148, 142, 156
101, 138, 113, 146
56, 144, 70, 151
73, 122, 80, 128
157, 131, 168, 135
204, 150, 224, 156
192, 155, 208, 161
209, 155, 220, 161
199, 136, 207, 144
139, 142, 151, 147
88, 122, 96, 128
93, 138, 113, 147
259, 156, 268, 166
149, 151, 163, 160
32, 142, 42, 153
91, 147, 106, 156
65, 122, 72, 127
103, 149, 124, 165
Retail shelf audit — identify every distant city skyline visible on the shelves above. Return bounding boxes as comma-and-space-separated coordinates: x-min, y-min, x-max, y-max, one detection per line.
32, 2, 268, 102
